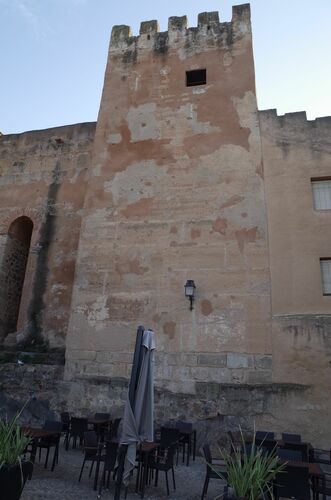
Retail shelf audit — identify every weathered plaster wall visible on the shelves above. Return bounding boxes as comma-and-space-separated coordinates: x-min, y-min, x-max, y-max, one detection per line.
65, 5, 272, 392
260, 110, 331, 314
0, 4, 330, 448
260, 110, 331, 444
0, 122, 96, 348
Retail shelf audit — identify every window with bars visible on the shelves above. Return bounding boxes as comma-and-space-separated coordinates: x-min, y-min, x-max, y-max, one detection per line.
320, 259, 331, 295
311, 178, 331, 210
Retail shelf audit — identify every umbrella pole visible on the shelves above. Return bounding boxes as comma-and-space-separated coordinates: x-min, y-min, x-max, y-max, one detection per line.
114, 325, 145, 500
129, 325, 145, 407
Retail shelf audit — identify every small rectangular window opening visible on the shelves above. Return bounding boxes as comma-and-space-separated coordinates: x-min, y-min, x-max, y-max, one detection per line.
320, 258, 331, 295
186, 69, 206, 87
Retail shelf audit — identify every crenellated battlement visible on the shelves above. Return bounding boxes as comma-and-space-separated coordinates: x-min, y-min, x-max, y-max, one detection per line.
259, 108, 331, 153
110, 3, 251, 54
259, 109, 331, 130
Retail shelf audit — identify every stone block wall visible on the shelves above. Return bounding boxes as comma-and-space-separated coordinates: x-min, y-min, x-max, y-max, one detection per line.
1, 362, 324, 447
66, 349, 272, 393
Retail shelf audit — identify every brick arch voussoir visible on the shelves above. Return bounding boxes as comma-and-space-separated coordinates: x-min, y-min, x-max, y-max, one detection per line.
0, 208, 43, 236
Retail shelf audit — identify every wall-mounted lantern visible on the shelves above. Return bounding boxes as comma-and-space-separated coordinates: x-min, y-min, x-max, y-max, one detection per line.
184, 279, 196, 311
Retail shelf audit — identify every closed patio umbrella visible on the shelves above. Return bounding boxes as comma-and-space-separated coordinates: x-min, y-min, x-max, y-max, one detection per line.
114, 326, 156, 499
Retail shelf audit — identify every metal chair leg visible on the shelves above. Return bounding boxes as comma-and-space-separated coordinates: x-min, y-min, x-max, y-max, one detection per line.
79, 459, 86, 482
165, 470, 170, 496
45, 447, 50, 468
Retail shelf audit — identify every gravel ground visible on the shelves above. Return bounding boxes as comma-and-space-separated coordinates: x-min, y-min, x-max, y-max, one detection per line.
21, 440, 225, 500
20, 439, 331, 500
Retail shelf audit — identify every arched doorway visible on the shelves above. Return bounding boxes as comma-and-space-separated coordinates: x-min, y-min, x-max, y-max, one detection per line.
0, 216, 33, 342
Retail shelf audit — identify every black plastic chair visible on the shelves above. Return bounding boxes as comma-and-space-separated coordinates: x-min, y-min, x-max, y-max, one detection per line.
60, 412, 70, 433
37, 420, 62, 470
282, 432, 301, 443
78, 431, 99, 482
149, 443, 177, 496
93, 413, 110, 441
94, 412, 110, 420
281, 442, 309, 462
110, 417, 121, 440
277, 448, 303, 461
273, 464, 311, 500
256, 431, 275, 440
310, 447, 331, 465
201, 444, 227, 500
255, 438, 277, 454
98, 440, 119, 496
175, 421, 193, 466
313, 471, 331, 499
65, 417, 88, 450
160, 427, 180, 447
159, 427, 180, 465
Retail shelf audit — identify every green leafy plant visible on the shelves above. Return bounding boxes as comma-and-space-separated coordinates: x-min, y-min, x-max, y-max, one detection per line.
0, 409, 31, 469
214, 428, 286, 500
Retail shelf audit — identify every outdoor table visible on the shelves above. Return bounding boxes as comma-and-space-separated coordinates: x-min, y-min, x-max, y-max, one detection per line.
88, 417, 112, 443
136, 442, 159, 498
279, 460, 324, 500
21, 426, 61, 471
87, 417, 112, 433
92, 437, 119, 491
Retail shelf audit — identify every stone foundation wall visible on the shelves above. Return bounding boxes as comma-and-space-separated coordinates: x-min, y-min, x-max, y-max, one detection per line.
66, 350, 272, 393
1, 361, 328, 448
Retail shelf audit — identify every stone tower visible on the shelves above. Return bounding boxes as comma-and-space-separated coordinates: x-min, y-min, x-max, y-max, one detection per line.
1, 3, 330, 445
65, 4, 273, 404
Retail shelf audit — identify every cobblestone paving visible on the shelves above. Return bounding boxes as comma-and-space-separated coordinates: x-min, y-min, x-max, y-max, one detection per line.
21, 440, 224, 500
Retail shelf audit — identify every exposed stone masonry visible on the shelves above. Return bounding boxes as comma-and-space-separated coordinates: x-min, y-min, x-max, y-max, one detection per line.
0, 235, 30, 338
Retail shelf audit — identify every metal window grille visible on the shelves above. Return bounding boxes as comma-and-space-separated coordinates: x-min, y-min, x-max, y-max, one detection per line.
311, 180, 331, 210
320, 259, 331, 295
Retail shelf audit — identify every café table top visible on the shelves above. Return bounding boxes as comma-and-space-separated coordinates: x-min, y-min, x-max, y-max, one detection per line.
21, 426, 61, 439
283, 460, 324, 477
139, 441, 159, 453
277, 439, 312, 447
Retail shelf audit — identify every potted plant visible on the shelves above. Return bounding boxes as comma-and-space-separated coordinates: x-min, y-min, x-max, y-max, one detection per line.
215, 429, 285, 500
0, 410, 33, 500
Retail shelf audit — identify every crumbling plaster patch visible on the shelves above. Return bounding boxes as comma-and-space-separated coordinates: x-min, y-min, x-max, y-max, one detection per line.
160, 103, 220, 147
105, 160, 166, 205
127, 103, 160, 142
77, 295, 109, 330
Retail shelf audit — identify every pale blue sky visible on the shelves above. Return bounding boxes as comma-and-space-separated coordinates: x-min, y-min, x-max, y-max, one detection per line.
0, 0, 330, 134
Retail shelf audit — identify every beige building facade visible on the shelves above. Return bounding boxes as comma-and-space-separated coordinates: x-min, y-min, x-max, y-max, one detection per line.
0, 4, 330, 445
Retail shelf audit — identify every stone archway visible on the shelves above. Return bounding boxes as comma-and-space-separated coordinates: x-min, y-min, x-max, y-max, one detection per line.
0, 216, 33, 343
